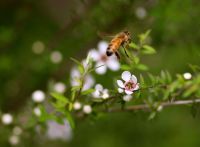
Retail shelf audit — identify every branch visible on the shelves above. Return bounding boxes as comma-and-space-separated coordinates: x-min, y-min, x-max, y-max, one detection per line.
108, 99, 200, 112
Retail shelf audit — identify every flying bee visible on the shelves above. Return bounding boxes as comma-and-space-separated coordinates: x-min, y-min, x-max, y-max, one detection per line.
106, 30, 131, 60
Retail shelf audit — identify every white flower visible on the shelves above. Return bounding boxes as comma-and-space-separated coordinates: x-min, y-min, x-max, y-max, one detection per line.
1, 113, 13, 125
53, 82, 66, 93
32, 41, 45, 54
13, 126, 22, 136
183, 72, 192, 80
92, 84, 109, 99
46, 120, 72, 141
157, 105, 163, 112
73, 102, 82, 110
70, 67, 94, 91
123, 95, 132, 102
33, 107, 41, 116
135, 7, 147, 19
50, 51, 63, 64
9, 135, 19, 145
32, 90, 45, 102
89, 41, 120, 74
83, 105, 92, 114
117, 71, 139, 95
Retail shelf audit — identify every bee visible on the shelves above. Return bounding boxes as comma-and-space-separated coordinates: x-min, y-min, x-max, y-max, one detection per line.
106, 30, 131, 60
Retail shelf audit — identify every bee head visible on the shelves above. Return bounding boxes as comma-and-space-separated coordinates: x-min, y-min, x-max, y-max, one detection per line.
123, 30, 130, 36
123, 30, 131, 42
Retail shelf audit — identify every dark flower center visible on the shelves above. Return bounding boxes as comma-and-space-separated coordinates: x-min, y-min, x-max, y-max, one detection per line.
101, 54, 108, 62
124, 80, 136, 91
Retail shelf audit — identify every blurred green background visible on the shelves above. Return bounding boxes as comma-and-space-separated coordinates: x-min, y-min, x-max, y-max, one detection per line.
0, 0, 200, 146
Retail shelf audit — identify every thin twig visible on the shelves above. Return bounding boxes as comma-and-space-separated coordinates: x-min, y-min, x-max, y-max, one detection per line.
108, 99, 200, 112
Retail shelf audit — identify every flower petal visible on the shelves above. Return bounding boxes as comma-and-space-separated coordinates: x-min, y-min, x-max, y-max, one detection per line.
95, 84, 103, 91
117, 80, 124, 88
95, 62, 107, 74
92, 90, 100, 98
125, 90, 133, 95
122, 71, 131, 82
102, 89, 109, 99
118, 88, 124, 93
98, 41, 108, 54
82, 75, 94, 91
89, 49, 100, 61
133, 84, 139, 91
107, 58, 120, 71
123, 95, 132, 102
131, 74, 137, 83
70, 67, 80, 78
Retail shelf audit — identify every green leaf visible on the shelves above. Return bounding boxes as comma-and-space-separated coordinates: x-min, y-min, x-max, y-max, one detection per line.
148, 73, 156, 85
70, 57, 84, 74
148, 111, 156, 120
183, 85, 198, 98
136, 64, 149, 71
129, 42, 139, 50
142, 45, 156, 54
51, 92, 69, 104
71, 90, 76, 101
121, 64, 131, 70
166, 71, 172, 83
81, 88, 95, 95
133, 56, 140, 64
64, 111, 75, 129
139, 30, 151, 43
71, 86, 81, 92
38, 105, 56, 122
140, 74, 145, 87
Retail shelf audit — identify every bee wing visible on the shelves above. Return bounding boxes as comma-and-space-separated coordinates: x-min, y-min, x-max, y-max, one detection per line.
97, 31, 116, 39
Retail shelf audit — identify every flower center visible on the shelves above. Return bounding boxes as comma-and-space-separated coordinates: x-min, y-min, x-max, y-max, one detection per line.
124, 80, 136, 91
100, 54, 108, 62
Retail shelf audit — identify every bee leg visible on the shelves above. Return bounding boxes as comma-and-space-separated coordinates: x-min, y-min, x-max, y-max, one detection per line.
115, 52, 120, 60
123, 46, 129, 58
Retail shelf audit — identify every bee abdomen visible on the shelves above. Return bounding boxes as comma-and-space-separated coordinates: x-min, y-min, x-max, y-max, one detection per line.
106, 49, 113, 56
106, 50, 113, 56
106, 44, 113, 56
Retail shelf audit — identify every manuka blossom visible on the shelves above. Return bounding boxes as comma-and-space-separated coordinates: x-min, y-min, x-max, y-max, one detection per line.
117, 71, 139, 95
123, 95, 132, 102
83, 105, 92, 114
89, 41, 120, 74
46, 120, 72, 141
92, 84, 109, 99
53, 82, 66, 93
183, 72, 192, 80
70, 67, 94, 91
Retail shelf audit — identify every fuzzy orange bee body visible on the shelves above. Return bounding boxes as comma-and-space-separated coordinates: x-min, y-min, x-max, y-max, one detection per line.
106, 31, 131, 60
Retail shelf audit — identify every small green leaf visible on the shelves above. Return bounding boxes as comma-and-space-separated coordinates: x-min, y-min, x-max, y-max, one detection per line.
51, 92, 69, 104
148, 111, 156, 120
64, 111, 75, 129
70, 57, 84, 74
166, 71, 172, 83
71, 86, 81, 92
121, 64, 131, 70
148, 73, 156, 85
183, 85, 198, 98
133, 56, 140, 64
129, 42, 139, 50
140, 74, 145, 87
81, 88, 95, 95
136, 64, 149, 71
142, 45, 156, 54
139, 30, 151, 43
